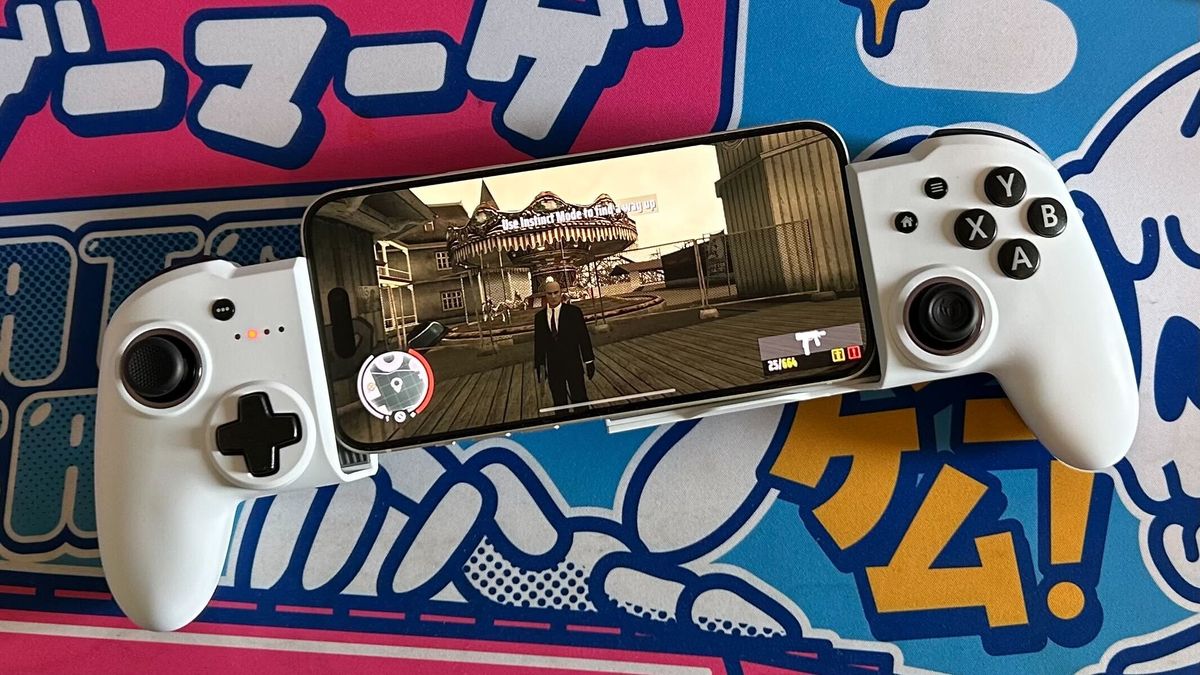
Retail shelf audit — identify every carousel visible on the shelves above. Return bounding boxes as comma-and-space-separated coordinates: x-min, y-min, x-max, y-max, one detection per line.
446, 184, 638, 295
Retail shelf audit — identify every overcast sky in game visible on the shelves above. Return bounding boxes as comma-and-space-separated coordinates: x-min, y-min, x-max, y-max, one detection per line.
411, 144, 728, 254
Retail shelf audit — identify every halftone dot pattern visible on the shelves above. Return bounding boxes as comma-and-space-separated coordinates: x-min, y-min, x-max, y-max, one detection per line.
82, 230, 202, 319
614, 598, 675, 623
9, 393, 96, 538
208, 223, 301, 266
462, 539, 594, 612
0, 240, 72, 383
694, 614, 780, 639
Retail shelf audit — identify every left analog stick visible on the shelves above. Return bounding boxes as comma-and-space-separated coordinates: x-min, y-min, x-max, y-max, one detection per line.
121, 332, 201, 407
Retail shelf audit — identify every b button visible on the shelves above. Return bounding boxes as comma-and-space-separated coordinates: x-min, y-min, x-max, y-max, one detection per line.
1027, 197, 1068, 237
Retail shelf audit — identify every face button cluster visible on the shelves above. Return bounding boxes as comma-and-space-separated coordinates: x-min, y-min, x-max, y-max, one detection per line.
897, 166, 1068, 279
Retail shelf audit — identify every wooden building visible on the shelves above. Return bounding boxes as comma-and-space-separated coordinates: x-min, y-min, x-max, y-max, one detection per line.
712, 129, 859, 297
390, 203, 475, 326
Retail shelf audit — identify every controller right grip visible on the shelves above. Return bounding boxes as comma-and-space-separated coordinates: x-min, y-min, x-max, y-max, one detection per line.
995, 346, 1138, 471
96, 436, 240, 631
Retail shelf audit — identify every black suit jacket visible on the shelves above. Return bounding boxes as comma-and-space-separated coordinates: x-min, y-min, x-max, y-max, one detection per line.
534, 303, 594, 374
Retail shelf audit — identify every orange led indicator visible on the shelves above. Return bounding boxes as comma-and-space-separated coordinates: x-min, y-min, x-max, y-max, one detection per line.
247, 329, 258, 340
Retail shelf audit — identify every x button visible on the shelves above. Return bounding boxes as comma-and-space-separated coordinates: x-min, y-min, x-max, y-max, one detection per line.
954, 209, 997, 249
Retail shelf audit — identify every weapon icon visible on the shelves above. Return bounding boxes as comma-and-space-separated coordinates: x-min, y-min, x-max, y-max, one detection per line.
793, 329, 827, 356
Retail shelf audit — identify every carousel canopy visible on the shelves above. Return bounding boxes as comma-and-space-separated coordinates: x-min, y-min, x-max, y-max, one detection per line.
446, 189, 637, 268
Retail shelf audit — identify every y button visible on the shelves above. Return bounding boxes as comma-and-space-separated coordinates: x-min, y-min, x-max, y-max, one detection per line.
985, 167, 1026, 207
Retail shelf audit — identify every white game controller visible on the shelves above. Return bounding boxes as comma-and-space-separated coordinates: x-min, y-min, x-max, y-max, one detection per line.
94, 127, 1136, 632
95, 258, 378, 631
609, 129, 1138, 471
848, 129, 1137, 469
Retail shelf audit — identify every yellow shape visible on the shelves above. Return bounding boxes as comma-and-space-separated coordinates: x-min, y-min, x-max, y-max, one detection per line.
1047, 581, 1085, 620
770, 396, 919, 550
866, 466, 1029, 628
1049, 462, 1094, 565
871, 0, 894, 45
963, 398, 1036, 443
832, 347, 846, 363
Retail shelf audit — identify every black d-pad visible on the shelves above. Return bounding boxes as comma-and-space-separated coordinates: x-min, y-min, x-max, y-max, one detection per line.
216, 393, 301, 477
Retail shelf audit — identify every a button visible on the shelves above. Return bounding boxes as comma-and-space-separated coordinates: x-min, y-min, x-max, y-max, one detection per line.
998, 239, 1041, 279
924, 177, 948, 199
121, 332, 201, 408
894, 211, 918, 233
211, 298, 236, 321
984, 167, 1026, 207
954, 209, 997, 249
215, 393, 302, 478
1027, 197, 1068, 237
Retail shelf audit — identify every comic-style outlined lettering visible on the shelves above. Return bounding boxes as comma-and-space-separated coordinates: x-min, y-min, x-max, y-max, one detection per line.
185, 8, 341, 169
0, 0, 690, 166
464, 0, 680, 154
3, 391, 95, 556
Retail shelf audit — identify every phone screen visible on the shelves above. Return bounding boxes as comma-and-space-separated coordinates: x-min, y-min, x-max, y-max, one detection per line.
304, 122, 874, 451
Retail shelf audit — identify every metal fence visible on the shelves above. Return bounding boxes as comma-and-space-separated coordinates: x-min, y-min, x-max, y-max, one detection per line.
570, 219, 821, 313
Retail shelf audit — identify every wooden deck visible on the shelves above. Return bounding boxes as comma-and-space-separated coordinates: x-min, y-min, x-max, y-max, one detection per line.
388, 297, 865, 441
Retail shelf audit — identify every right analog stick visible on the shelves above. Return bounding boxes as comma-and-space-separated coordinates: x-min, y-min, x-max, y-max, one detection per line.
906, 281, 983, 354
121, 332, 201, 407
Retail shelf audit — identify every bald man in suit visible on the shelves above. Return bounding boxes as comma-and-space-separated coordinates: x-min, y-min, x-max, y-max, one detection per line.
533, 280, 595, 409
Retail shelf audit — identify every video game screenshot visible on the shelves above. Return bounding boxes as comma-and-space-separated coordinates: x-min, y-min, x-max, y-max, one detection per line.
307, 127, 871, 448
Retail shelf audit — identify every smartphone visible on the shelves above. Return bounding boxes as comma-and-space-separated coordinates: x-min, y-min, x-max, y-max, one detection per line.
303, 121, 876, 452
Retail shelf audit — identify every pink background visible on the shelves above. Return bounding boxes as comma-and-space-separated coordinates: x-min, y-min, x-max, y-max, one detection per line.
0, 0, 729, 203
